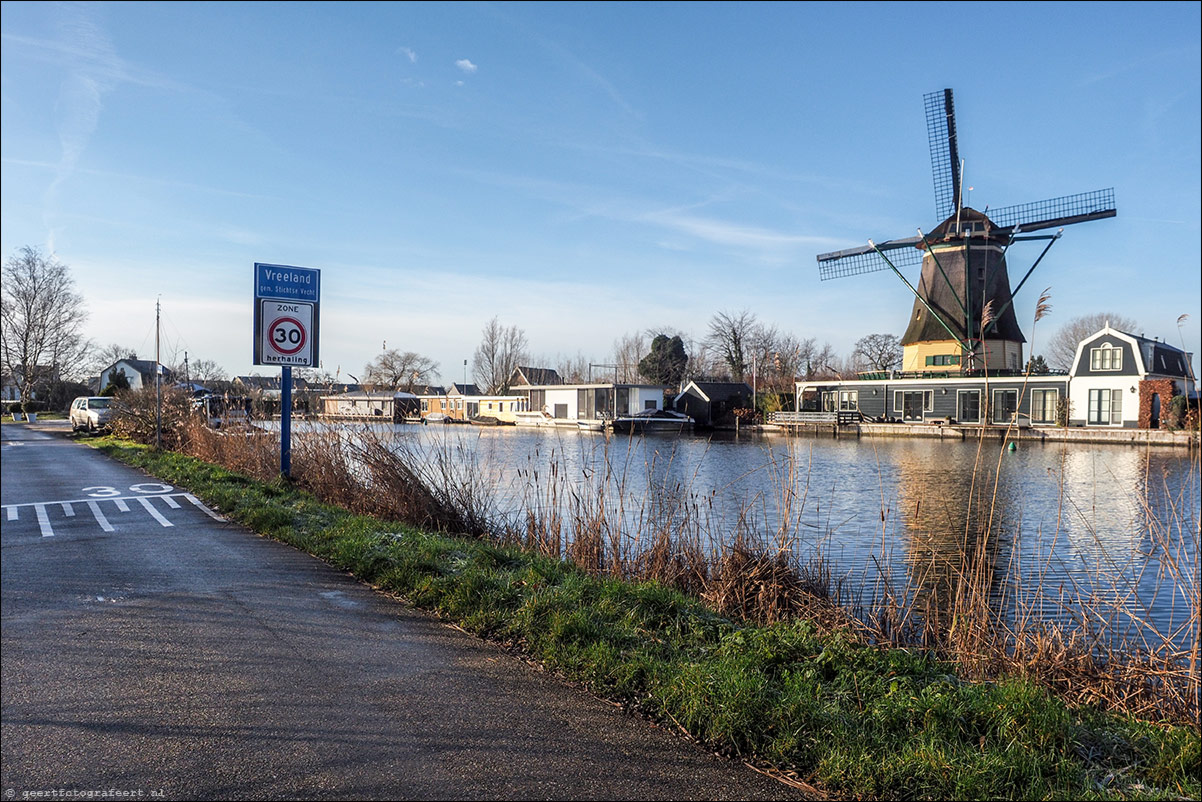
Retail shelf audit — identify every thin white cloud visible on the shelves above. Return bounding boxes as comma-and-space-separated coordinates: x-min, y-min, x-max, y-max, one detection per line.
455, 58, 478, 74
643, 210, 842, 252
399, 46, 418, 63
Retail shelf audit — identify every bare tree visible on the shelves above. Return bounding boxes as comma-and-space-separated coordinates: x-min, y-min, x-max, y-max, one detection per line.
705, 310, 758, 382
472, 317, 528, 394
184, 357, 228, 386
793, 337, 838, 381
852, 333, 902, 372
89, 343, 139, 376
1046, 312, 1138, 370
1, 247, 91, 405
552, 352, 592, 383
611, 331, 648, 383
363, 349, 439, 391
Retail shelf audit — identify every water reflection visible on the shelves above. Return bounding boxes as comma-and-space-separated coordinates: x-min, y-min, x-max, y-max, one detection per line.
287, 422, 1198, 652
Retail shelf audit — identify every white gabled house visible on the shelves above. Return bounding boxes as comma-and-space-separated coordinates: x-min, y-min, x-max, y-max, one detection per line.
1067, 324, 1194, 428
98, 359, 173, 392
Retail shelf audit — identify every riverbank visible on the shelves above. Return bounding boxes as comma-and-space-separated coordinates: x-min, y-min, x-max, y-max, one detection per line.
85, 431, 1199, 801
757, 420, 1199, 447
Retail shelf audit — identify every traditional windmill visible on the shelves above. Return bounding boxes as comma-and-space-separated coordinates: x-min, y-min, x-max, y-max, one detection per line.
816, 89, 1116, 374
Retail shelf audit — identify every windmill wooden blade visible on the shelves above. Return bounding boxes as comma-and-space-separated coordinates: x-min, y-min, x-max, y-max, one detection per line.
987, 188, 1116, 232
925, 89, 961, 221
816, 236, 923, 280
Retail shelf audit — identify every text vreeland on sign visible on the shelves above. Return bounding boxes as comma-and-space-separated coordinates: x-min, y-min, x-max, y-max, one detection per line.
253, 263, 320, 368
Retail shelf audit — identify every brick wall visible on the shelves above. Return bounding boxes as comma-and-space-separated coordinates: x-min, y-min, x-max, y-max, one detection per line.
1138, 378, 1178, 429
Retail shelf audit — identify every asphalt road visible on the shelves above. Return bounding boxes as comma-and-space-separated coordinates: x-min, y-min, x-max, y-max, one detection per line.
1, 422, 807, 801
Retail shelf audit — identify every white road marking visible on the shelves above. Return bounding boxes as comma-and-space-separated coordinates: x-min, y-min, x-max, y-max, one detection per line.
2, 492, 225, 534
34, 504, 54, 537
185, 494, 226, 521
137, 496, 173, 528
88, 500, 115, 532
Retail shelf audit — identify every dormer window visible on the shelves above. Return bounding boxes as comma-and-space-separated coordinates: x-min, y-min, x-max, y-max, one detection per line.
1090, 343, 1122, 371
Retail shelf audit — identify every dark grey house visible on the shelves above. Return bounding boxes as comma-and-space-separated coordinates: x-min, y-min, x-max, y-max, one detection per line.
673, 381, 752, 428
796, 373, 1069, 427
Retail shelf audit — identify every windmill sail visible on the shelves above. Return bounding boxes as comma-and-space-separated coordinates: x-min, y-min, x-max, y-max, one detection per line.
817, 237, 923, 280
926, 89, 961, 220
987, 188, 1116, 232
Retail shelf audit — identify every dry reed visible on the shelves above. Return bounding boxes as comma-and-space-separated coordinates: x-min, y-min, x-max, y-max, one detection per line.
168, 415, 1198, 726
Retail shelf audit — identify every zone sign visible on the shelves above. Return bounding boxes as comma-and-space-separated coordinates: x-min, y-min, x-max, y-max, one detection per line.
259, 300, 314, 366
253, 262, 320, 367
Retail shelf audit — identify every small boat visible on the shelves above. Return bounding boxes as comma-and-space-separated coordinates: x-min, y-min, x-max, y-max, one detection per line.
469, 415, 505, 426
611, 409, 694, 434
576, 419, 606, 432
513, 410, 557, 427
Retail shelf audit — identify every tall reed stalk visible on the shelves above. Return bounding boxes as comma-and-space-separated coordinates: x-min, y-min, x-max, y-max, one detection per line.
174, 415, 1199, 725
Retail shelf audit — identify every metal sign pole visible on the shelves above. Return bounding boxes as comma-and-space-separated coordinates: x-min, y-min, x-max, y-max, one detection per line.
281, 366, 292, 479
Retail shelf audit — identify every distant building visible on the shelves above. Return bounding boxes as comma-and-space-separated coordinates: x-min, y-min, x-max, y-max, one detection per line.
516, 382, 670, 422
319, 390, 419, 422
673, 381, 752, 428
99, 359, 173, 392
510, 366, 563, 387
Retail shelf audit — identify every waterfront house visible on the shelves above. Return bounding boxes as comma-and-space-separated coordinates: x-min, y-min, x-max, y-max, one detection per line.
794, 371, 1070, 427
516, 382, 671, 424
673, 381, 752, 428
435, 383, 527, 421
1067, 325, 1194, 429
319, 389, 419, 422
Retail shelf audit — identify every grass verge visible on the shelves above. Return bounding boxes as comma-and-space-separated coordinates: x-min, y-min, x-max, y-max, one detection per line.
93, 436, 1200, 801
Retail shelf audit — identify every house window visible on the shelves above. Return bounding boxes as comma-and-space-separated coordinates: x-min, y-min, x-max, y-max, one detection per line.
957, 390, 980, 423
1090, 344, 1122, 371
645, 399, 657, 410
823, 391, 837, 412
991, 389, 1018, 424
924, 354, 960, 367
899, 391, 927, 422
1030, 388, 1058, 425
839, 390, 858, 411
1088, 388, 1123, 425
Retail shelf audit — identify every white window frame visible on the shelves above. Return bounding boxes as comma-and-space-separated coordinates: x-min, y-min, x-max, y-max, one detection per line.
1087, 388, 1123, 426
1029, 388, 1058, 425
991, 389, 1018, 424
839, 390, 858, 411
956, 389, 981, 423
1090, 344, 1123, 372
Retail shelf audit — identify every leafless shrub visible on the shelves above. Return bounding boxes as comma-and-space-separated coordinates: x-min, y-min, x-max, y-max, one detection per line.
110, 386, 194, 449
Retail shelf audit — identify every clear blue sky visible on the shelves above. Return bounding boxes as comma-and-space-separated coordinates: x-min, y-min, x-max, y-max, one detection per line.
3, 1, 1199, 382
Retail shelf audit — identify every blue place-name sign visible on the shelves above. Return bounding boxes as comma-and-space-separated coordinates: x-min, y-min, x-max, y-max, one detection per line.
255, 262, 320, 303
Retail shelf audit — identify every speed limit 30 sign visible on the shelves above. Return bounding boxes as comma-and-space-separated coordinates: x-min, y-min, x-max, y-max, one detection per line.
260, 300, 314, 366
253, 263, 320, 367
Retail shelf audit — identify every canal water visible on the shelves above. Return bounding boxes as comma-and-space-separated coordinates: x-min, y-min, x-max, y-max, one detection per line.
297, 422, 1200, 653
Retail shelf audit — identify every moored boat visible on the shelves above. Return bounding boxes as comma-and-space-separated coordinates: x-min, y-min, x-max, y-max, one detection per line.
611, 409, 694, 434
513, 410, 557, 427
